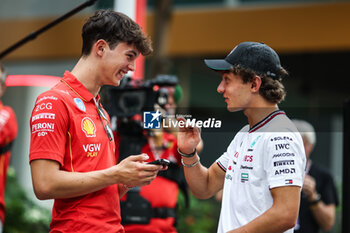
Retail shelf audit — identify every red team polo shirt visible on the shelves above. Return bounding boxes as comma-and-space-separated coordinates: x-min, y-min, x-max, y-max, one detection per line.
29, 71, 123, 233
0, 101, 18, 223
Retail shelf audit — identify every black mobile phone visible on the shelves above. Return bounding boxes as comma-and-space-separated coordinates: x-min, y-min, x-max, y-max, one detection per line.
147, 159, 170, 166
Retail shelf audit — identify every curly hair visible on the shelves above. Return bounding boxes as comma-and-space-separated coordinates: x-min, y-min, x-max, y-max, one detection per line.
81, 9, 152, 56
231, 65, 288, 104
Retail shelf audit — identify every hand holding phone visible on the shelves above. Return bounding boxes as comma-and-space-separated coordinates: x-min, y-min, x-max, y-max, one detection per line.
147, 158, 170, 166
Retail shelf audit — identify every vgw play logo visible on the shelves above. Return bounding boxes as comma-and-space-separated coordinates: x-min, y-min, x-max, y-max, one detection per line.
143, 110, 222, 129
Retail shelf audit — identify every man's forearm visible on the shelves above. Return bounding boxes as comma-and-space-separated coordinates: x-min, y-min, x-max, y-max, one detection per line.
227, 187, 300, 233
31, 154, 161, 200
32, 166, 116, 200
182, 155, 223, 199
183, 163, 210, 199
310, 202, 335, 232
227, 207, 295, 233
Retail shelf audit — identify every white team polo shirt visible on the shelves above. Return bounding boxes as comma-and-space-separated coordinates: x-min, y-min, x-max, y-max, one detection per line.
216, 110, 306, 233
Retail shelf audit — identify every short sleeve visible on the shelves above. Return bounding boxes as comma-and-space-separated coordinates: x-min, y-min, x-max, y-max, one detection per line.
264, 132, 306, 189
29, 92, 69, 166
216, 133, 241, 172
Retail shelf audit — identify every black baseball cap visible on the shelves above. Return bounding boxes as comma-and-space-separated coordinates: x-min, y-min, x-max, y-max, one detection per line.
204, 42, 282, 79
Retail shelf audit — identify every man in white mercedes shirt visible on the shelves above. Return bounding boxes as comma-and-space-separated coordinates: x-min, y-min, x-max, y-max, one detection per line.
177, 42, 306, 233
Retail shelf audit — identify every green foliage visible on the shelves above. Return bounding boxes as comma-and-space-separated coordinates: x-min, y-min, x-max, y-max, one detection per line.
177, 191, 221, 233
4, 167, 51, 233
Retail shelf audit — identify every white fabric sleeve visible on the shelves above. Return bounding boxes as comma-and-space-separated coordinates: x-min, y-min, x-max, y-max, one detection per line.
264, 132, 306, 189
216, 133, 242, 172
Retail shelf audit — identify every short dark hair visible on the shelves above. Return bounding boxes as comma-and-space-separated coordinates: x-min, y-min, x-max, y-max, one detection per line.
81, 9, 153, 57
232, 65, 287, 104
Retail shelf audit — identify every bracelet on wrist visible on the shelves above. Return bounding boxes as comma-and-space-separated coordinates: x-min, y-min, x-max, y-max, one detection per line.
181, 156, 200, 168
177, 147, 197, 157
309, 193, 321, 206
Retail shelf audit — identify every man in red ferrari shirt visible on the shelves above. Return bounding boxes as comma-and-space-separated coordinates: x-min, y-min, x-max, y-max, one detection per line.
0, 63, 18, 233
29, 10, 164, 233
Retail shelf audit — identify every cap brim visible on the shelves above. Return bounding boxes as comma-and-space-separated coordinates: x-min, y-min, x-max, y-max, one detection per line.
204, 59, 233, 71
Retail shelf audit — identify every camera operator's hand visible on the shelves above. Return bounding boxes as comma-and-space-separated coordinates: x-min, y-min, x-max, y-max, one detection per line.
177, 117, 201, 155
302, 174, 318, 202
110, 153, 162, 188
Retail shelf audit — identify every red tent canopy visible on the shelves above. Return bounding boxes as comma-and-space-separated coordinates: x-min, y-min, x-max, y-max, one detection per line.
5, 75, 61, 87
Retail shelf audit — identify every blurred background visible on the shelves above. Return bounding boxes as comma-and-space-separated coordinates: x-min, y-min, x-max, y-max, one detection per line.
1, 0, 349, 232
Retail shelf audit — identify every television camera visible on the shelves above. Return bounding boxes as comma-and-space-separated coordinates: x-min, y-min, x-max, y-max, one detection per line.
107, 74, 178, 118
106, 74, 179, 159
107, 75, 189, 212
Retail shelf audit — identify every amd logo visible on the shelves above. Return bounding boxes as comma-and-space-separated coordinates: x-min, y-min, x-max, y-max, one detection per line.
275, 168, 296, 175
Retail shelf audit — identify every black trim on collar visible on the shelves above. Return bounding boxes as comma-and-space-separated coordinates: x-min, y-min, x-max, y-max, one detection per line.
249, 110, 286, 133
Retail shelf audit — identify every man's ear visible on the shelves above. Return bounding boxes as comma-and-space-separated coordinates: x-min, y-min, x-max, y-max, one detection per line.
93, 39, 108, 57
251, 75, 262, 93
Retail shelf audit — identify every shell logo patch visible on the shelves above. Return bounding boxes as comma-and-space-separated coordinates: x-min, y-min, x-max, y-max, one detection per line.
81, 117, 96, 137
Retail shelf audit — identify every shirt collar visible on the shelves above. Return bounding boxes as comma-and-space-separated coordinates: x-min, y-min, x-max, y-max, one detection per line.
249, 110, 286, 133
60, 71, 98, 102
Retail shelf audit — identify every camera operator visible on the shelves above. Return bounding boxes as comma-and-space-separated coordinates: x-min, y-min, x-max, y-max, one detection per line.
113, 74, 191, 233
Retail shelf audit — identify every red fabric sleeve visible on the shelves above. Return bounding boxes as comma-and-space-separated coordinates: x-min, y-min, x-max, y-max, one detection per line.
29, 92, 69, 166
0, 106, 18, 146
